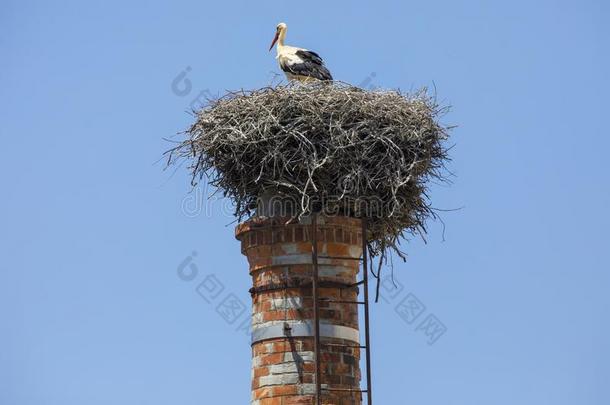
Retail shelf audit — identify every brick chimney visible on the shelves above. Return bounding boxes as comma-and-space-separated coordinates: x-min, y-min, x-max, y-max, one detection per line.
236, 215, 364, 405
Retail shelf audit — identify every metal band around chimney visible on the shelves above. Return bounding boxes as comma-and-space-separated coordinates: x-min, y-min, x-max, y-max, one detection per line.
251, 320, 360, 345
249, 279, 359, 296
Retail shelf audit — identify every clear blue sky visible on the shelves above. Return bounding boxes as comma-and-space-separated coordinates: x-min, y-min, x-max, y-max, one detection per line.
1, 0, 608, 404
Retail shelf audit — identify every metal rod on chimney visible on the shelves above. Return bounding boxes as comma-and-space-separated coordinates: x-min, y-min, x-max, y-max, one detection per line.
362, 217, 373, 405
312, 213, 322, 405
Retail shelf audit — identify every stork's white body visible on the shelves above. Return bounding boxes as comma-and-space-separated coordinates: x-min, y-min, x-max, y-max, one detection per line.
276, 45, 312, 82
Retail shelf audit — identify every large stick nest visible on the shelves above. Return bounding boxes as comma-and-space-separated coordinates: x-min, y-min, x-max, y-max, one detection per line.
167, 82, 452, 258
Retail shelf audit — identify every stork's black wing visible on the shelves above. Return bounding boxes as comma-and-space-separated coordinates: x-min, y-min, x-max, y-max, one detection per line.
282, 50, 333, 81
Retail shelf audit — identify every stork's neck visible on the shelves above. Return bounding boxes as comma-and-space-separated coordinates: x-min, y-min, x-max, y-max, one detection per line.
278, 29, 286, 47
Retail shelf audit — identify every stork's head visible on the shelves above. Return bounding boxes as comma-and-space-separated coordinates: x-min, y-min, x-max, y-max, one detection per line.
269, 22, 287, 51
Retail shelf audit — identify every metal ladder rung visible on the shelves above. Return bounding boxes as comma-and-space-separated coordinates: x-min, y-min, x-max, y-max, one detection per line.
317, 255, 363, 261
321, 342, 367, 349
324, 388, 369, 393
319, 298, 366, 305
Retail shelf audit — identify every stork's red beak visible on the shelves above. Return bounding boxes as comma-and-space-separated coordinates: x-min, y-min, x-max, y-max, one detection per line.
269, 32, 279, 51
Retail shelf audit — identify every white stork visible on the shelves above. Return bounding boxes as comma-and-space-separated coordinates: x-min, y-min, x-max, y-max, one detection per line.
269, 22, 333, 82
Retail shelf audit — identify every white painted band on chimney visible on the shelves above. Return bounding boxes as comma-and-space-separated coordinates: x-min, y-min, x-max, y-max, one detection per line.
251, 320, 360, 345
